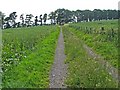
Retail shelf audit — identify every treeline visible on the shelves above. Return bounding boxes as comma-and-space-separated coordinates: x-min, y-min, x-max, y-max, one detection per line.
0, 9, 118, 29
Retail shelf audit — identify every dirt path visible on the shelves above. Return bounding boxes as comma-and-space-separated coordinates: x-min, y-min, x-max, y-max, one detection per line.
69, 30, 119, 83
49, 26, 67, 88
83, 44, 119, 82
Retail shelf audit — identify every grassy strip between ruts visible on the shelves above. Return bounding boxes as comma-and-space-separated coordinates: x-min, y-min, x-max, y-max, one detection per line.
69, 26, 118, 68
62, 26, 118, 88
68, 20, 118, 68
2, 27, 60, 88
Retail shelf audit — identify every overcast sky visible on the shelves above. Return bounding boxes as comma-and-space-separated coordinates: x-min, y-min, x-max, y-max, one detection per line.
0, 0, 119, 16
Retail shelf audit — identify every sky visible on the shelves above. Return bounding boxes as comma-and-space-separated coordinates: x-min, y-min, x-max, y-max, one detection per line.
0, 0, 119, 24
0, 0, 119, 16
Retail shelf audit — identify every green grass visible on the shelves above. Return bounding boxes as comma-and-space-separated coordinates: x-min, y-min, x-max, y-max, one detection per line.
2, 26, 57, 72
2, 26, 60, 88
2, 20, 118, 88
68, 20, 118, 68
62, 26, 118, 88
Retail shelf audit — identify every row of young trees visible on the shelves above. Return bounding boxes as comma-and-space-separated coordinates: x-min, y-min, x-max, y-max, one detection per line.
0, 12, 48, 29
0, 9, 118, 29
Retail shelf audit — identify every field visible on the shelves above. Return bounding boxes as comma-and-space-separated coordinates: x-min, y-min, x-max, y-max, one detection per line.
63, 20, 118, 88
2, 26, 60, 87
68, 20, 118, 68
2, 19, 119, 88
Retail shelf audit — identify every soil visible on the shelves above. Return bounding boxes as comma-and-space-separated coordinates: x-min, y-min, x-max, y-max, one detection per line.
49, 27, 67, 88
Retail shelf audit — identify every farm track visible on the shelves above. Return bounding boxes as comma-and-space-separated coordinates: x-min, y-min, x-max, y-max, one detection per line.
69, 30, 119, 83
49, 26, 67, 88
83, 44, 119, 82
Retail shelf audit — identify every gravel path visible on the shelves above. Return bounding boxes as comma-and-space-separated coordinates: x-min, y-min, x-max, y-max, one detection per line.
49, 26, 67, 88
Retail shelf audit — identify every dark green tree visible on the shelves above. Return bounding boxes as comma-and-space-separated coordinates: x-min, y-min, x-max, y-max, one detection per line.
49, 12, 57, 25
4, 17, 11, 28
20, 14, 24, 27
35, 16, 38, 26
25, 14, 33, 27
43, 13, 47, 25
39, 14, 42, 26
9, 12, 17, 27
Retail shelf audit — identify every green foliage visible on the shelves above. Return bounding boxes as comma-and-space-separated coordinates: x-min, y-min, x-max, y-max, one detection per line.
68, 20, 118, 68
2, 26, 53, 72
63, 26, 118, 88
2, 26, 60, 88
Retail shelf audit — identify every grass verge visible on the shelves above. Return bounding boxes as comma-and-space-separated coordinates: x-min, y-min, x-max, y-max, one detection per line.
68, 20, 118, 68
63, 26, 118, 88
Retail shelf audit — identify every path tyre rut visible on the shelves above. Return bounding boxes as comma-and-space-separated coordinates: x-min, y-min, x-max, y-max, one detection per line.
49, 26, 67, 88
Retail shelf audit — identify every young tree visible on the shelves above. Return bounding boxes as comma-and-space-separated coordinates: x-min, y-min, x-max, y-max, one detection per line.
49, 12, 57, 25
9, 12, 17, 28
43, 13, 47, 25
4, 17, 11, 28
20, 14, 24, 27
48, 12, 53, 25
35, 16, 38, 26
25, 14, 34, 27
39, 14, 42, 26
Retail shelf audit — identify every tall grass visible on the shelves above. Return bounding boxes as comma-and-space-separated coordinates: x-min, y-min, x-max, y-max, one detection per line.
2, 26, 60, 88
63, 26, 118, 88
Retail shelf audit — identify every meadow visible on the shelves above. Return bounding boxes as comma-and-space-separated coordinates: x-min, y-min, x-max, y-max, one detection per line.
2, 26, 60, 88
68, 20, 118, 68
62, 20, 118, 88
2, 19, 118, 88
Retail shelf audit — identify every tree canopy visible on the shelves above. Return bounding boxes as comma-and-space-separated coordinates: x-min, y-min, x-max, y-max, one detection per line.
0, 9, 118, 29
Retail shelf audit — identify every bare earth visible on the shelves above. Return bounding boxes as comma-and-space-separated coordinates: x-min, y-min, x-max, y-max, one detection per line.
49, 27, 67, 88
